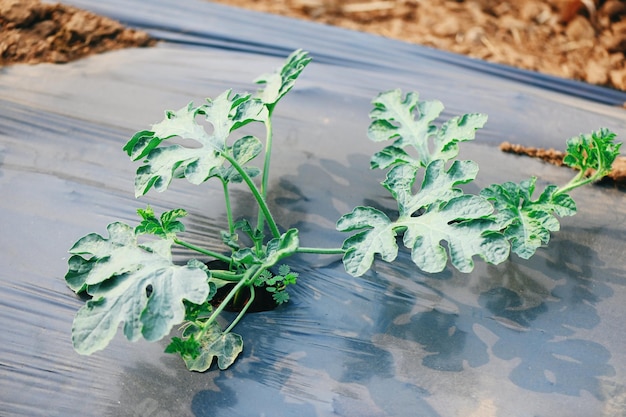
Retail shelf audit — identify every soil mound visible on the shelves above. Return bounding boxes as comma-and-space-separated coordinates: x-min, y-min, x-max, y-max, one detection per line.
0, 0, 155, 66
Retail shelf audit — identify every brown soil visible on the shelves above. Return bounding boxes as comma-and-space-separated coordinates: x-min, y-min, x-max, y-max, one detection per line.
0, 0, 155, 66
500, 141, 626, 183
210, 0, 626, 93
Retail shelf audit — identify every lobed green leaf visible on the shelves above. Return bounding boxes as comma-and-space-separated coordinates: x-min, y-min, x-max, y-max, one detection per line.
382, 159, 479, 217
564, 128, 621, 179
481, 177, 577, 259
66, 223, 210, 355
136, 206, 187, 239
124, 91, 267, 196
255, 49, 312, 110
338, 160, 507, 275
401, 196, 508, 273
368, 90, 442, 167
337, 207, 399, 276
180, 322, 243, 372
370, 145, 413, 170
367, 89, 487, 168
210, 135, 263, 183
272, 291, 290, 305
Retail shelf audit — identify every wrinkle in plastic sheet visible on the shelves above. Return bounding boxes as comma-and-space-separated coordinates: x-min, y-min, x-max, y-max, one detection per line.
1, 1, 626, 416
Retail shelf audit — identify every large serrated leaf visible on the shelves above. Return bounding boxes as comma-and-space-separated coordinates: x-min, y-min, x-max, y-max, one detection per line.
367, 89, 486, 168
338, 171, 508, 275
66, 223, 145, 292
66, 223, 210, 354
481, 177, 577, 259
401, 196, 509, 273
124, 91, 266, 196
383, 159, 479, 217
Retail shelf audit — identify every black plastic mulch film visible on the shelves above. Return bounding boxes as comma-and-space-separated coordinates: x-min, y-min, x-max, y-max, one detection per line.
1, 1, 626, 416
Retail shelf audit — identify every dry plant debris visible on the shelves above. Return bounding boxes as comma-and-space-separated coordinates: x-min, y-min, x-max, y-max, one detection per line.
211, 0, 626, 93
0, 0, 155, 66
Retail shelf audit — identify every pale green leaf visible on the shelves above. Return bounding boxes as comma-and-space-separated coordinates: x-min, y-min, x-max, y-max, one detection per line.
66, 223, 144, 292
481, 177, 577, 259
264, 228, 299, 266
368, 89, 443, 166
210, 135, 263, 183
255, 49, 312, 108
367, 89, 486, 168
181, 323, 243, 372
231, 248, 262, 265
370, 145, 415, 169
402, 196, 509, 273
232, 135, 263, 165
230, 229, 299, 267
383, 159, 479, 217
124, 91, 266, 196
431, 113, 488, 161
336, 207, 399, 276
66, 223, 210, 354
338, 175, 508, 275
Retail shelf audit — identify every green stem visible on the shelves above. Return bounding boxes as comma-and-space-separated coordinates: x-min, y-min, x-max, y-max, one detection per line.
554, 138, 611, 197
209, 270, 244, 281
174, 238, 232, 264
554, 163, 606, 197
222, 153, 280, 238
554, 174, 590, 197
222, 179, 235, 235
202, 269, 253, 329
224, 286, 255, 334
257, 117, 274, 232
198, 265, 264, 337
296, 246, 346, 255
260, 116, 274, 199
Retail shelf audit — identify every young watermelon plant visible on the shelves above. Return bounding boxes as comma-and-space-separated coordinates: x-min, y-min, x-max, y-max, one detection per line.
64, 50, 621, 372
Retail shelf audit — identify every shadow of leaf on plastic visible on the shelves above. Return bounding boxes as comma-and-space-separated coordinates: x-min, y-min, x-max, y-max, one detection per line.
191, 370, 318, 417
478, 236, 618, 399
372, 232, 618, 399
272, 154, 391, 229
385, 298, 490, 372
